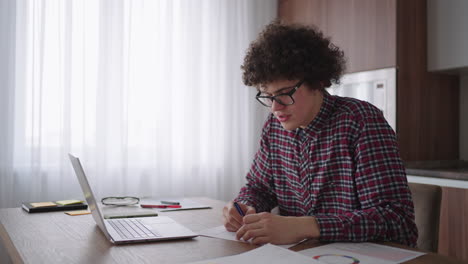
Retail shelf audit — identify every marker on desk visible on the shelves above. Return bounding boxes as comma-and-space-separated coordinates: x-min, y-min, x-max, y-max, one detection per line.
140, 204, 182, 209
233, 202, 245, 217
160, 200, 180, 205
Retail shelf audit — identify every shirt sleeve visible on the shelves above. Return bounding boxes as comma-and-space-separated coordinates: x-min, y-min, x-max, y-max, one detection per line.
234, 116, 278, 213
314, 113, 418, 247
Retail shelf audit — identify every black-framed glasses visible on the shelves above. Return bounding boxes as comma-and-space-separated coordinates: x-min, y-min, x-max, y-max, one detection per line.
255, 80, 304, 107
101, 196, 140, 206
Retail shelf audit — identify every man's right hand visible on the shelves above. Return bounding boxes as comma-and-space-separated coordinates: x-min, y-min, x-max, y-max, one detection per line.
222, 201, 256, 232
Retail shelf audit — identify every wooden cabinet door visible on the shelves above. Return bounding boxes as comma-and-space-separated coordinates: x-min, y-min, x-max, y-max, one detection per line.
439, 187, 468, 261
279, 0, 397, 73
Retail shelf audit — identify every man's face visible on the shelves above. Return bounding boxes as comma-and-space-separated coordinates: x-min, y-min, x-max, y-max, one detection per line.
259, 79, 324, 130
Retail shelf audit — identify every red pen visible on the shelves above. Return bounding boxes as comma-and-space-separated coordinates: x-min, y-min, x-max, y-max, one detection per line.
140, 204, 182, 209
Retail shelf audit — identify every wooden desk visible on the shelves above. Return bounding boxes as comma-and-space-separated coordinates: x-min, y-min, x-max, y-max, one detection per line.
0, 197, 465, 264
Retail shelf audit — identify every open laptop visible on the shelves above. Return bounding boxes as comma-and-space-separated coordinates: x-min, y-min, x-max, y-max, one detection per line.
68, 154, 198, 244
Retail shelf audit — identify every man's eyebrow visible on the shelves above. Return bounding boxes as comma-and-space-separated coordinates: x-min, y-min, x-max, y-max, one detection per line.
260, 85, 295, 95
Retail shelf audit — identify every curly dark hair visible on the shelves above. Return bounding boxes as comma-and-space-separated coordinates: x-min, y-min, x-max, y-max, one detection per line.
241, 21, 346, 89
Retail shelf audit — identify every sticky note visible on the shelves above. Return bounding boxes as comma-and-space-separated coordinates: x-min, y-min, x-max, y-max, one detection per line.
56, 200, 83, 205
65, 210, 91, 216
30, 202, 57, 207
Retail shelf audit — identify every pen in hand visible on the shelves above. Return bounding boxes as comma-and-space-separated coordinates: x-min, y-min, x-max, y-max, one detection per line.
233, 202, 245, 217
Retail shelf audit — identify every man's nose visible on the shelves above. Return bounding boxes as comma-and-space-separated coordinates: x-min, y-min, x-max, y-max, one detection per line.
271, 99, 285, 111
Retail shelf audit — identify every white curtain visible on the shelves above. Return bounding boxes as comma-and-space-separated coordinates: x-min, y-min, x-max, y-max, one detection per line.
0, 0, 275, 208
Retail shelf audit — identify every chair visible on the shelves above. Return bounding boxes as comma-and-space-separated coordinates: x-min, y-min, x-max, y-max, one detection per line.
408, 182, 442, 252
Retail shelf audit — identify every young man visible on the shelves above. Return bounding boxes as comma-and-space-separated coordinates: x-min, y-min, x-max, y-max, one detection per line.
222, 21, 418, 247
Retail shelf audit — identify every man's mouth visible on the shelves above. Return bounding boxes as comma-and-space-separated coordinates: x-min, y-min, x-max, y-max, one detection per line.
276, 114, 290, 122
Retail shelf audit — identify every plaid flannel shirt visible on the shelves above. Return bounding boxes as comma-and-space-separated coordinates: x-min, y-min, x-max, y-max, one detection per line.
235, 91, 418, 246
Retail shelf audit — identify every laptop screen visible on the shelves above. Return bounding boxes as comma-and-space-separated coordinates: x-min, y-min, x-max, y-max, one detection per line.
69, 154, 111, 238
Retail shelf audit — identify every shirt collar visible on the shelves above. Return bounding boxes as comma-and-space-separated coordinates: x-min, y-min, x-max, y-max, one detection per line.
296, 90, 335, 140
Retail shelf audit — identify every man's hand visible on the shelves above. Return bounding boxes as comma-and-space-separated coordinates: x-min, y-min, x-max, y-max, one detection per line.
222, 201, 256, 232
235, 212, 320, 245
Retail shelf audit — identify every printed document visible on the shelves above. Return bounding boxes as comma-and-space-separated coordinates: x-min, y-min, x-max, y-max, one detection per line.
298, 242, 425, 264
198, 225, 304, 249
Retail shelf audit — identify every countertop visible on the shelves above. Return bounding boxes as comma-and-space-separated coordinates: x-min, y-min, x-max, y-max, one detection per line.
405, 160, 468, 181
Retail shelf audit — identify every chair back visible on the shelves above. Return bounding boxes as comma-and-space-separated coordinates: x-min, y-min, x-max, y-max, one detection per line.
408, 182, 442, 252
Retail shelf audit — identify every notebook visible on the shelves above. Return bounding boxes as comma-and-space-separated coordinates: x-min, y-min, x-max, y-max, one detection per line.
22, 201, 87, 213
68, 154, 198, 244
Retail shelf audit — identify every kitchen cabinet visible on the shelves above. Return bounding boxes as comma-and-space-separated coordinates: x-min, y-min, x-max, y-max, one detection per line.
407, 174, 468, 261
278, 0, 459, 162
427, 0, 468, 72
438, 186, 468, 261
279, 0, 396, 74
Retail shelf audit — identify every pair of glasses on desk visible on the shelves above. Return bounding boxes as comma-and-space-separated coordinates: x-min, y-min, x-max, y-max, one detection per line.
101, 196, 140, 206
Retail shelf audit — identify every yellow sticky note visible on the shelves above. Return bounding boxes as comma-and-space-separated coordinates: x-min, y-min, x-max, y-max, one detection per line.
65, 210, 91, 216
30, 202, 57, 208
56, 199, 83, 205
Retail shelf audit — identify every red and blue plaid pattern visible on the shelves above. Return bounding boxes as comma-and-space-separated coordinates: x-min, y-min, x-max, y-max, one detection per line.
235, 91, 418, 246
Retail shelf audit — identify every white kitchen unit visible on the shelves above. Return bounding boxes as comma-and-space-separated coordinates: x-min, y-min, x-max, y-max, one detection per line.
427, 0, 468, 72
407, 175, 468, 189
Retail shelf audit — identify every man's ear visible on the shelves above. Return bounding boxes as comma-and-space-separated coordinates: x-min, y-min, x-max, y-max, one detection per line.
321, 80, 331, 88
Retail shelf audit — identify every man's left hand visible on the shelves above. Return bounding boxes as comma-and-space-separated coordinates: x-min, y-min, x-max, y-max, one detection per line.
235, 212, 320, 245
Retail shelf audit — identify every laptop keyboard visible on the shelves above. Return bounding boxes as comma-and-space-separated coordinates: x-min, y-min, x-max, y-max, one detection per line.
108, 218, 161, 239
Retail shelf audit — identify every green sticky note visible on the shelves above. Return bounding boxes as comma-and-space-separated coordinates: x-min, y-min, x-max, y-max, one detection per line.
56, 200, 83, 206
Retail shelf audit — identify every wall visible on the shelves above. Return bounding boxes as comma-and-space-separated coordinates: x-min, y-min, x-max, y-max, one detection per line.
461, 76, 468, 160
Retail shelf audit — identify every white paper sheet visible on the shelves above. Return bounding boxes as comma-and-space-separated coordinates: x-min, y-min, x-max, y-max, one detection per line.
189, 244, 319, 264
198, 225, 303, 249
298, 242, 426, 264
